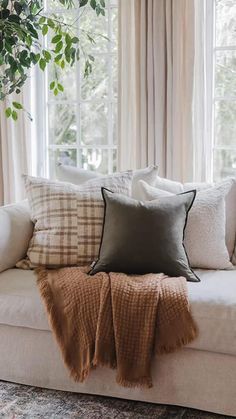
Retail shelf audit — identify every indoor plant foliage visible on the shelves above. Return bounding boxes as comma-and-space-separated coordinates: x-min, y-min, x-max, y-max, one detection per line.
0, 0, 106, 119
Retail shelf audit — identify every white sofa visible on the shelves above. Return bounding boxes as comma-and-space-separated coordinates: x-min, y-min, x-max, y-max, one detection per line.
0, 201, 236, 416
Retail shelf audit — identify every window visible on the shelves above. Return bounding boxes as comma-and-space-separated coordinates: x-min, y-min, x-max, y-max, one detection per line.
212, 0, 236, 181
37, 0, 118, 178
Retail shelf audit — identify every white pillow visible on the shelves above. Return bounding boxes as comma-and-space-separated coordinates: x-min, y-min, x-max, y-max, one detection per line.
0, 200, 33, 273
56, 163, 102, 184
131, 165, 158, 199
152, 175, 183, 194
138, 180, 234, 270
56, 164, 159, 200
146, 176, 236, 262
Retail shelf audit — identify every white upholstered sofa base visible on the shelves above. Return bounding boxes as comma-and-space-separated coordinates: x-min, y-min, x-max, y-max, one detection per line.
0, 324, 235, 417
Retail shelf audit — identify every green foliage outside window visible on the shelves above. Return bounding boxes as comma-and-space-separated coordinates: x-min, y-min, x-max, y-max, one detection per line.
0, 0, 106, 119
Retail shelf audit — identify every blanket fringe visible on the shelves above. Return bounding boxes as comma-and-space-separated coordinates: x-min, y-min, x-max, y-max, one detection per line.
155, 310, 198, 355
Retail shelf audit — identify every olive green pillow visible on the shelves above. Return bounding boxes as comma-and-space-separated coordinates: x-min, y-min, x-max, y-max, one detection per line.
90, 188, 199, 282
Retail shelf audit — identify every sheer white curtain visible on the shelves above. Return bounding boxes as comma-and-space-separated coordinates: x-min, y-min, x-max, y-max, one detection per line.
0, 79, 32, 205
118, 0, 197, 182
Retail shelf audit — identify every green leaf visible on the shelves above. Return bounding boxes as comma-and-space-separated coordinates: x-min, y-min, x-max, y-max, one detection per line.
5, 108, 12, 118
27, 22, 39, 39
57, 83, 64, 92
60, 59, 65, 69
53, 88, 58, 96
2, 0, 8, 8
8, 14, 20, 23
79, 0, 88, 6
47, 18, 55, 29
39, 16, 46, 24
71, 36, 79, 44
100, 0, 105, 6
39, 58, 46, 71
65, 33, 72, 45
88, 54, 94, 62
12, 101, 23, 110
30, 52, 40, 64
43, 50, 51, 61
50, 81, 55, 90
42, 25, 48, 36
90, 0, 96, 9
55, 41, 63, 53
26, 35, 32, 48
5, 42, 12, 54
54, 54, 63, 62
14, 2, 22, 15
12, 110, 18, 121
51, 34, 62, 44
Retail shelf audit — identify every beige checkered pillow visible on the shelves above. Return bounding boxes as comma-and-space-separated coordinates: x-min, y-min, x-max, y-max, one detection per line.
24, 172, 132, 267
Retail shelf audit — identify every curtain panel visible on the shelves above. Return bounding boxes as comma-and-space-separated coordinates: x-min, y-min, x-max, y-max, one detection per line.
0, 82, 31, 205
118, 0, 195, 182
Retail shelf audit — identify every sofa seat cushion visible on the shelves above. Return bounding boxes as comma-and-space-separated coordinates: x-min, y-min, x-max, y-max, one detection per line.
0, 268, 235, 356
187, 269, 236, 356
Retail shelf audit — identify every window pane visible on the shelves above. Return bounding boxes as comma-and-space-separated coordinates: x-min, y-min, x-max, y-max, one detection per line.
214, 100, 236, 146
112, 148, 117, 172
111, 7, 118, 50
112, 102, 117, 144
213, 149, 236, 181
50, 148, 77, 178
81, 102, 108, 146
215, 51, 236, 97
112, 53, 118, 98
79, 148, 109, 174
215, 0, 236, 46
49, 104, 77, 145
81, 56, 109, 100
80, 8, 109, 53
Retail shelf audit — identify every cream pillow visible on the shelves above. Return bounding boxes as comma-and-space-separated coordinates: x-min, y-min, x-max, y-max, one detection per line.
183, 180, 236, 262
24, 172, 132, 268
138, 180, 234, 270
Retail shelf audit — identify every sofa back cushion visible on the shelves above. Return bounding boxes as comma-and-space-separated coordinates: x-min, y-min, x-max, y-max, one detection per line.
0, 201, 33, 273
24, 172, 132, 268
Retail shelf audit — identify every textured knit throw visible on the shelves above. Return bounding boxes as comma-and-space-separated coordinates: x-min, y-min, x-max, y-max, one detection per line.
37, 267, 198, 388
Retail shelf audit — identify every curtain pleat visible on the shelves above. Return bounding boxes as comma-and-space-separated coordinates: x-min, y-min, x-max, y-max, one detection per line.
118, 0, 195, 183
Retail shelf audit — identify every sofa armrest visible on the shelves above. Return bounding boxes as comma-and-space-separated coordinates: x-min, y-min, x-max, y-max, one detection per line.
0, 200, 33, 273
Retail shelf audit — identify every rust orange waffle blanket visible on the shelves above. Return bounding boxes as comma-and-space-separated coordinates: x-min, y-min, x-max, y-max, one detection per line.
37, 268, 198, 388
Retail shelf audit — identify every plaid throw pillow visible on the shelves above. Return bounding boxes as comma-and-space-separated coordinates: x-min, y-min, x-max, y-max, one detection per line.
24, 172, 132, 267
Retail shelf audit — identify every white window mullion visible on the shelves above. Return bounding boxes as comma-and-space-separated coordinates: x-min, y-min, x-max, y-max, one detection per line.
107, 1, 113, 174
